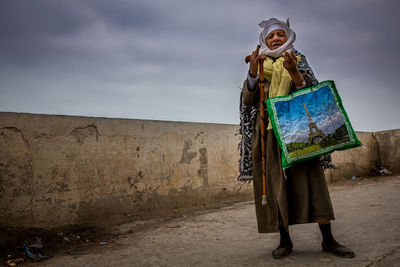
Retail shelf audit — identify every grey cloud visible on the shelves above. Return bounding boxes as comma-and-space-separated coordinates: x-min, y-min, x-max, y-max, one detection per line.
0, 0, 399, 131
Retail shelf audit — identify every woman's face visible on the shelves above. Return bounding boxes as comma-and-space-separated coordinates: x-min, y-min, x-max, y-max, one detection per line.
266, 30, 287, 50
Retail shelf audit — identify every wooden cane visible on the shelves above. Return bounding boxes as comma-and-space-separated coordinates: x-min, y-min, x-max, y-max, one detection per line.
258, 59, 268, 205
245, 51, 268, 205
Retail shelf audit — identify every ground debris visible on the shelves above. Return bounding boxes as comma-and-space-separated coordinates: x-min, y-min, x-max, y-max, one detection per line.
320, 257, 332, 262
372, 166, 393, 176
0, 227, 114, 264
5, 258, 24, 266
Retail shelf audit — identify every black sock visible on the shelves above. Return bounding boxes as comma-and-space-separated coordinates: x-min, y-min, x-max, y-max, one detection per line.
278, 225, 292, 247
319, 223, 336, 244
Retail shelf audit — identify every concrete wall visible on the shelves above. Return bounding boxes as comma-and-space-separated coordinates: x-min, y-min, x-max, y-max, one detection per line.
0, 112, 398, 229
324, 132, 380, 182
372, 129, 400, 174
0, 112, 251, 229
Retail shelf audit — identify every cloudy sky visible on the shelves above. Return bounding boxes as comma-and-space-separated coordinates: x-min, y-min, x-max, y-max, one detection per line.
1, 0, 399, 132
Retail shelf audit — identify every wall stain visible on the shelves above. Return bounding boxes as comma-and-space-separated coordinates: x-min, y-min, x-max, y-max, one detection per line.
179, 139, 197, 164
194, 132, 204, 140
69, 124, 99, 144
127, 173, 144, 202
160, 170, 174, 179
0, 127, 34, 220
198, 147, 209, 188
127, 176, 139, 190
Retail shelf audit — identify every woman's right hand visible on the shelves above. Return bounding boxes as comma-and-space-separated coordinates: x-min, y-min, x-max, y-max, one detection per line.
249, 45, 260, 78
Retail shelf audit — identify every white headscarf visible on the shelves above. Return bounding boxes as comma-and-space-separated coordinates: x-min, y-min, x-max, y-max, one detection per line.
258, 18, 296, 58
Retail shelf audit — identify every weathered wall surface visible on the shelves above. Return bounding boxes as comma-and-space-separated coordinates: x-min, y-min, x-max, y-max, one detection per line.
0, 112, 251, 229
0, 112, 398, 229
372, 129, 400, 174
324, 132, 380, 182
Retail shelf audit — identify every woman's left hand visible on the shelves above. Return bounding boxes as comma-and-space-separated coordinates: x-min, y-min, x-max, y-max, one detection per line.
283, 51, 298, 73
283, 51, 305, 87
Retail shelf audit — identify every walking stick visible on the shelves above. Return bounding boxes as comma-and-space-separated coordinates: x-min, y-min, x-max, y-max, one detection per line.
258, 58, 268, 206
245, 50, 268, 206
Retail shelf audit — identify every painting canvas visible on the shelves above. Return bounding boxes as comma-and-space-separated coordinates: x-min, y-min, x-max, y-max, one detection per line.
266, 80, 362, 169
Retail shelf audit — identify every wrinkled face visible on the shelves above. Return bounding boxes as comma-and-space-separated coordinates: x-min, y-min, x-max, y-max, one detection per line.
266, 29, 287, 50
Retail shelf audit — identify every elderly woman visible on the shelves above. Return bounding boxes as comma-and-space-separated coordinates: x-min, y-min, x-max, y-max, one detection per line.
242, 18, 355, 259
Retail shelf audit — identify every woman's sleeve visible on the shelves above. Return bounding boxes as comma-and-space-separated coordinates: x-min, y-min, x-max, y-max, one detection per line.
296, 52, 319, 87
242, 78, 259, 106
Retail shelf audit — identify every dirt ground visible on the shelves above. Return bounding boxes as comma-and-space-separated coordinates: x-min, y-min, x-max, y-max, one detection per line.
3, 175, 400, 266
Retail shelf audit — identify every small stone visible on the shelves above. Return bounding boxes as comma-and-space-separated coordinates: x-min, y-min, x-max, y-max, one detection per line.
320, 257, 332, 262
284, 258, 294, 263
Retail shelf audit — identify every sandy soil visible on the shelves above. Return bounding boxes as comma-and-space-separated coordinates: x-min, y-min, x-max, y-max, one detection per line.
5, 175, 400, 266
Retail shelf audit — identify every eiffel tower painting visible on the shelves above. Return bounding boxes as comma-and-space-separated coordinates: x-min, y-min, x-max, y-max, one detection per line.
302, 102, 326, 144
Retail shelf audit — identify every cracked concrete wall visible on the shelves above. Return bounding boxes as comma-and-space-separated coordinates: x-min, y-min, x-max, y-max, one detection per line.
0, 112, 251, 229
0, 112, 398, 229
324, 132, 380, 182
372, 129, 400, 174
324, 130, 400, 181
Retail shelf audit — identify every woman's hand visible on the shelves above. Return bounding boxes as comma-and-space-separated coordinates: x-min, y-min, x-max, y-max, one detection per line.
248, 45, 260, 78
283, 51, 305, 87
283, 51, 299, 73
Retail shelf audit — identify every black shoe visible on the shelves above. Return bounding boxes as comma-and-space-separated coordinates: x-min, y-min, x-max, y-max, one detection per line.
322, 241, 355, 258
272, 241, 293, 259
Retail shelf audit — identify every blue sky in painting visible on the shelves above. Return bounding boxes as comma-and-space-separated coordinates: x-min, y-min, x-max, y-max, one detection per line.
274, 85, 345, 144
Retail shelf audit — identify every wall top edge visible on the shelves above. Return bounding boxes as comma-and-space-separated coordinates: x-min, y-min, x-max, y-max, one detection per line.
1, 112, 398, 133
372, 128, 400, 134
0, 111, 239, 127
